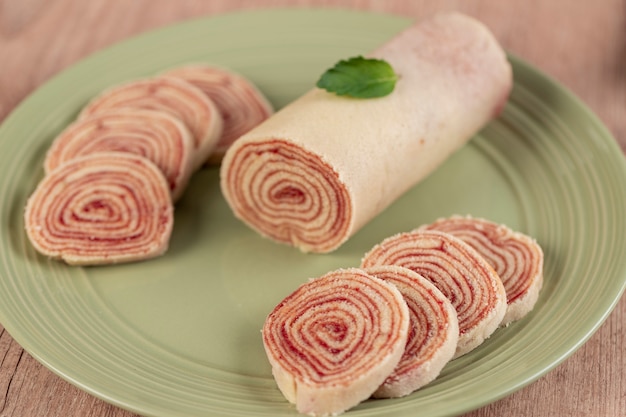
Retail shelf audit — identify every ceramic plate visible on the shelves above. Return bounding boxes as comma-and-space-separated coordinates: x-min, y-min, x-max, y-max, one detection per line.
0, 9, 625, 417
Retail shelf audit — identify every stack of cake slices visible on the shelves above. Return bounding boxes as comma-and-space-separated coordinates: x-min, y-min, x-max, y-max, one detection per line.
262, 215, 543, 416
24, 65, 273, 265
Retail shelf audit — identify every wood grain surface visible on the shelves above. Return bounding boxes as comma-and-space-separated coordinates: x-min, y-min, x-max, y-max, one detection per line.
1, 1, 624, 416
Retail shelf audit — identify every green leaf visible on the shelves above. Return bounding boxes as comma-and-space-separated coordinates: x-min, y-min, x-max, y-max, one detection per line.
316, 56, 398, 98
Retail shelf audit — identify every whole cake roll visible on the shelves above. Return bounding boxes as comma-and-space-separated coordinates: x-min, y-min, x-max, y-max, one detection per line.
162, 65, 274, 164
262, 268, 410, 416
363, 265, 459, 398
44, 109, 194, 201
220, 12, 512, 253
80, 76, 223, 170
418, 216, 544, 325
25, 152, 173, 265
361, 230, 507, 358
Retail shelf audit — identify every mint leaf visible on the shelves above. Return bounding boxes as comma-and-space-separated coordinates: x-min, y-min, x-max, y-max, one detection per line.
316, 56, 398, 98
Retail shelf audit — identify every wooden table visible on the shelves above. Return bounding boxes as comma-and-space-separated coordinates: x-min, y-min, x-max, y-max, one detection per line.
1, 1, 624, 416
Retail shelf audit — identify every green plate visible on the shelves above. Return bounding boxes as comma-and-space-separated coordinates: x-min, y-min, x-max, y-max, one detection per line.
1, 9, 625, 417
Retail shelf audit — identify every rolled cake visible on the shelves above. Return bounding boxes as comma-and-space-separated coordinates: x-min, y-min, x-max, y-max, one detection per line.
363, 265, 459, 398
80, 76, 223, 170
220, 12, 512, 253
162, 64, 274, 164
44, 109, 194, 201
262, 268, 410, 416
361, 230, 507, 358
418, 216, 544, 325
25, 152, 173, 265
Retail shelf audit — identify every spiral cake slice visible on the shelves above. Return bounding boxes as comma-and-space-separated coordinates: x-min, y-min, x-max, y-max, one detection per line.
361, 230, 506, 358
80, 76, 223, 170
25, 152, 173, 265
363, 265, 459, 398
44, 109, 194, 201
262, 268, 410, 416
162, 64, 274, 164
418, 216, 544, 325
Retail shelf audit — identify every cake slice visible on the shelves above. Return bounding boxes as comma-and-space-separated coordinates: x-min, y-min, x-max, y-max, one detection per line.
44, 108, 194, 201
364, 265, 458, 398
162, 64, 273, 163
262, 268, 410, 416
25, 152, 173, 265
418, 215, 544, 325
80, 76, 223, 170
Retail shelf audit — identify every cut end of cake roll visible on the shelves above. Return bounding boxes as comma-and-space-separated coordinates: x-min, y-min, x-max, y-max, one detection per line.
44, 108, 194, 202
418, 215, 544, 326
220, 137, 354, 253
220, 12, 512, 254
25, 152, 174, 265
361, 230, 507, 358
262, 268, 410, 416
363, 265, 459, 398
162, 64, 274, 164
79, 76, 223, 170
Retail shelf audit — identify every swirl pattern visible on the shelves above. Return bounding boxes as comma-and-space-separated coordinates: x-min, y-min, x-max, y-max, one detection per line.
44, 109, 194, 201
221, 138, 352, 253
24, 152, 173, 265
262, 268, 409, 416
418, 216, 544, 325
80, 76, 223, 170
361, 230, 507, 357
162, 65, 273, 163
